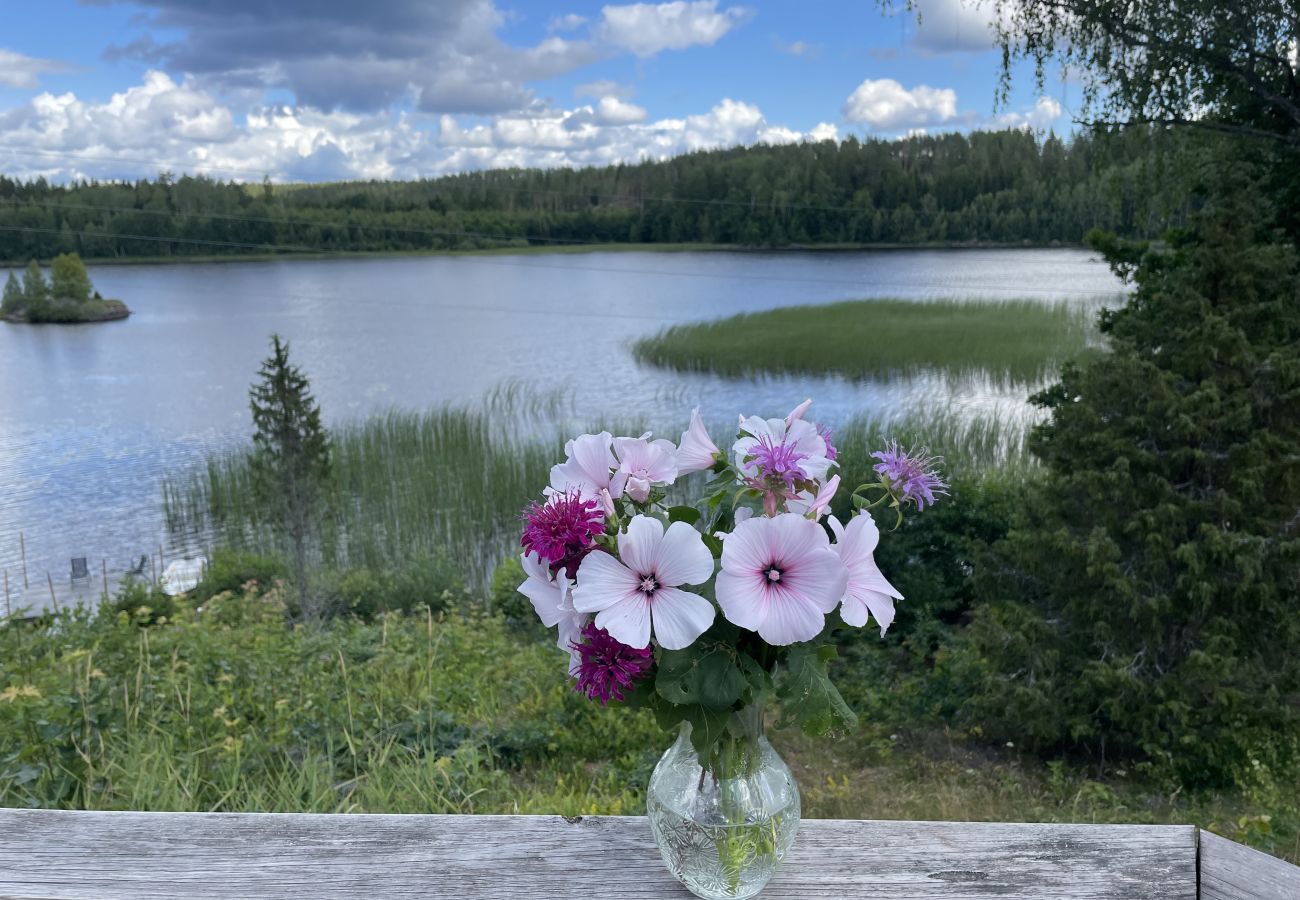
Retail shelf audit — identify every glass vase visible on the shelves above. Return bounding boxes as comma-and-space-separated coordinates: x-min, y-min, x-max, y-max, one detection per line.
646, 704, 801, 899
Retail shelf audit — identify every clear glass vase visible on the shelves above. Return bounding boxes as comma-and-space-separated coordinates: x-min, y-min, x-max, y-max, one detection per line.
646, 705, 801, 899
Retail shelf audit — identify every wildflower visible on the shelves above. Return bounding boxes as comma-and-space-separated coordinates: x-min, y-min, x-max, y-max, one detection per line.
570, 623, 653, 704
521, 491, 604, 572
611, 435, 679, 503
715, 513, 847, 645
871, 441, 948, 510
550, 431, 617, 499
787, 474, 840, 520
733, 406, 835, 511
829, 512, 902, 636
571, 516, 715, 650
518, 551, 587, 670
817, 423, 838, 461
677, 407, 721, 474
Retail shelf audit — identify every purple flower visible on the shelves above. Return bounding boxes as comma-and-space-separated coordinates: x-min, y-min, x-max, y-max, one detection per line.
570, 623, 654, 704
871, 441, 948, 511
816, 424, 838, 461
750, 434, 808, 491
521, 491, 605, 573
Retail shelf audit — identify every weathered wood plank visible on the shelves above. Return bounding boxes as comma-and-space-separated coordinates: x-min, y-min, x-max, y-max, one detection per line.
1200, 830, 1300, 900
0, 810, 1196, 900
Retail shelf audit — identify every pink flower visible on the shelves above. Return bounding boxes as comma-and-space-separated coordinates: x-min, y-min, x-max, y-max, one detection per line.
611, 435, 678, 503
571, 516, 716, 650
570, 623, 654, 704
550, 432, 617, 499
520, 490, 604, 575
829, 513, 902, 636
518, 551, 588, 672
786, 474, 841, 520
734, 413, 833, 485
677, 407, 721, 474
715, 513, 848, 645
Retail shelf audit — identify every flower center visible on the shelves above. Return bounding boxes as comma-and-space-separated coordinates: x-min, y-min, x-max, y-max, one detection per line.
765, 566, 783, 583
639, 575, 660, 595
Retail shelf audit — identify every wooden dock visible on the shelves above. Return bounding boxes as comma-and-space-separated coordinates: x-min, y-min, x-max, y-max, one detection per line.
1, 810, 1298, 898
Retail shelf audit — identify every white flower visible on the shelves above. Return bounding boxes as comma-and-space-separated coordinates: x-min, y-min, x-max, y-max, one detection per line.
549, 431, 617, 499
571, 516, 715, 650
786, 474, 841, 519
611, 435, 678, 503
733, 413, 833, 483
677, 407, 721, 474
829, 512, 902, 636
518, 551, 587, 672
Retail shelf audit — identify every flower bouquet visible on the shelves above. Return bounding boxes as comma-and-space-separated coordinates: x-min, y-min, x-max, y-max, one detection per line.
517, 400, 944, 899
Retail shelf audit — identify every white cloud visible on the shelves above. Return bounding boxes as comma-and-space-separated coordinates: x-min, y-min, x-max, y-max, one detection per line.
986, 96, 1064, 130
549, 13, 588, 32
575, 80, 636, 100
0, 74, 837, 183
776, 39, 820, 58
598, 1, 752, 57
0, 49, 74, 89
908, 0, 1008, 53
842, 79, 958, 131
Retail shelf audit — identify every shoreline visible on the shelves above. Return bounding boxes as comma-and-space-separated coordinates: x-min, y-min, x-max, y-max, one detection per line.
2, 301, 131, 324
0, 240, 1086, 269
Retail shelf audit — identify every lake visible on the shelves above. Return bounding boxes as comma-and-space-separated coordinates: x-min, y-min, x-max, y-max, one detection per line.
0, 248, 1125, 614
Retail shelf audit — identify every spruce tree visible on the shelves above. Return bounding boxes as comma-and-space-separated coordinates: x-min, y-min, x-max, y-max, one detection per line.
967, 156, 1300, 785
249, 334, 332, 621
1, 272, 20, 315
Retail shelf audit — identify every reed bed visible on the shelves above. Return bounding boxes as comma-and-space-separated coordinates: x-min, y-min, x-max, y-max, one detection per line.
632, 298, 1096, 385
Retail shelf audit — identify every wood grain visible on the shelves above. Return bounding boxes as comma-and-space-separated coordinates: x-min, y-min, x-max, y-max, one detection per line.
0, 810, 1200, 899
1200, 830, 1300, 900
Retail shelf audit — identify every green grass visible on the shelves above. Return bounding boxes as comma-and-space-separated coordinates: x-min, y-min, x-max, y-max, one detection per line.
633, 298, 1096, 385
2, 593, 1294, 861
163, 396, 1035, 591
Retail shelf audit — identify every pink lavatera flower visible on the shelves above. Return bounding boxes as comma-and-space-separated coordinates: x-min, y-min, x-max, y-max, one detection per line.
550, 431, 617, 499
611, 435, 678, 503
518, 551, 588, 673
829, 513, 902, 636
677, 407, 721, 474
733, 413, 833, 484
715, 513, 848, 645
571, 516, 716, 650
786, 474, 841, 520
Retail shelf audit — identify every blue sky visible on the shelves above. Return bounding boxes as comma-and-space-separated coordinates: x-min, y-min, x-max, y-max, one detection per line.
0, 0, 1074, 182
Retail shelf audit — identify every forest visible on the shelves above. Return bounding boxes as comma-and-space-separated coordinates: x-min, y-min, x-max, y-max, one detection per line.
0, 128, 1180, 262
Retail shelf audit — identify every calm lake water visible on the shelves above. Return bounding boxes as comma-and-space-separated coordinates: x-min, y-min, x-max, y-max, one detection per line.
0, 248, 1125, 613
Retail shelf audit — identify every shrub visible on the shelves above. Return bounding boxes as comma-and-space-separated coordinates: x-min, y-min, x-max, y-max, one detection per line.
191, 549, 287, 605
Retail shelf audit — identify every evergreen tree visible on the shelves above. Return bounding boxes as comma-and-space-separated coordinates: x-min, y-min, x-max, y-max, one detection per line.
248, 334, 332, 622
50, 252, 93, 302
1, 271, 20, 315
966, 157, 1300, 785
21, 260, 48, 303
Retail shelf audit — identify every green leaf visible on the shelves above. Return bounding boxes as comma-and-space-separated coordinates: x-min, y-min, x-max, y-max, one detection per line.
775, 644, 858, 737
737, 651, 774, 702
701, 533, 724, 559
684, 704, 731, 759
656, 644, 747, 710
668, 505, 702, 525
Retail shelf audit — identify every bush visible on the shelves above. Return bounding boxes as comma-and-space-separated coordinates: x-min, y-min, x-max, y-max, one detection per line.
102, 581, 179, 626
191, 549, 287, 605
328, 554, 466, 619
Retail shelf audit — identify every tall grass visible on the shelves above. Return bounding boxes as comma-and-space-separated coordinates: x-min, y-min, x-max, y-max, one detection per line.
633, 298, 1096, 385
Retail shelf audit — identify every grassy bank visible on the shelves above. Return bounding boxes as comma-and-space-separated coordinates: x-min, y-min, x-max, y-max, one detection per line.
2, 297, 129, 323
1, 591, 1293, 861
162, 400, 1036, 592
634, 299, 1095, 385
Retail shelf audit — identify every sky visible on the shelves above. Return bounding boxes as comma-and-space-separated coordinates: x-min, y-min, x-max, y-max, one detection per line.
0, 0, 1077, 183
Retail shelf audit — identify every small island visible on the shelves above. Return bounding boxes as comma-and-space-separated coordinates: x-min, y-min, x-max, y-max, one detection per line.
1, 253, 130, 324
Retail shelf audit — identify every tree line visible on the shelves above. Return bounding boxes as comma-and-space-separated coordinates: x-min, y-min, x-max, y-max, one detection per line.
0, 128, 1184, 262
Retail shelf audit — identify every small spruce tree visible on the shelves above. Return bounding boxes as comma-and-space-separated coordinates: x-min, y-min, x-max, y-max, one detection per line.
249, 334, 332, 621
1, 272, 21, 315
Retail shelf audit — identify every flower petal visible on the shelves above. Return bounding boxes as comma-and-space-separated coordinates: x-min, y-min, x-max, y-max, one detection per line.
649, 587, 715, 650
595, 593, 652, 649
784, 545, 848, 615
756, 585, 827, 645
678, 407, 720, 474
653, 521, 715, 587
571, 550, 640, 613
715, 570, 766, 632
617, 515, 663, 576
719, 515, 771, 575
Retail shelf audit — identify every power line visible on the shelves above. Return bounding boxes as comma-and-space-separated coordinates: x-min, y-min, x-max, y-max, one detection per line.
0, 224, 323, 255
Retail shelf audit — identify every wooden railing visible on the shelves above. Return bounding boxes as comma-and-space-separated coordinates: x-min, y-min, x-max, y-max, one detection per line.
1, 810, 1298, 898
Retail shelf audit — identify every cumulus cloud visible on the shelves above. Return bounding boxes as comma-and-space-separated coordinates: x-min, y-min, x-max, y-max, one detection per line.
93, 0, 603, 115
987, 96, 1064, 130
0, 49, 75, 89
597, 1, 753, 57
0, 73, 834, 184
908, 0, 1008, 53
842, 79, 959, 131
